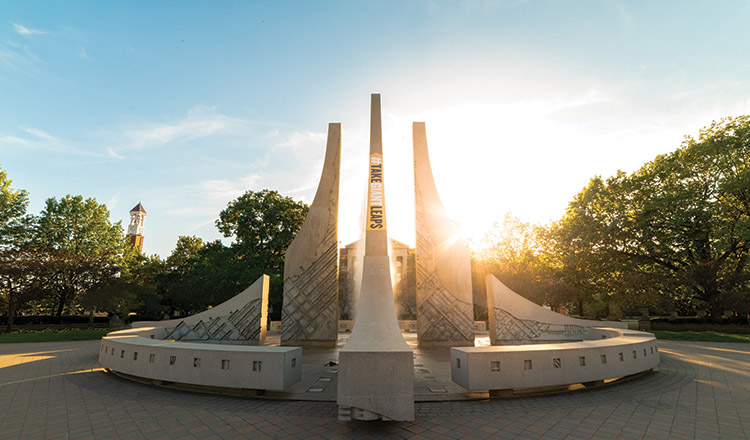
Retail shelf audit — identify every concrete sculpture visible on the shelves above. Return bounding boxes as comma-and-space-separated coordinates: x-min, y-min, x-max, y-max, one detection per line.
133, 274, 270, 344
100, 275, 303, 392
450, 275, 658, 394
451, 326, 659, 394
413, 122, 475, 347
486, 275, 626, 345
281, 123, 341, 347
337, 94, 415, 422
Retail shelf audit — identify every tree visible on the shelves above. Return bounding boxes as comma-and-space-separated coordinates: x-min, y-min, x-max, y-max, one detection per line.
553, 116, 750, 316
127, 253, 169, 318
161, 239, 247, 312
33, 195, 130, 315
472, 213, 571, 313
216, 189, 309, 318
395, 252, 416, 318
0, 165, 30, 246
166, 236, 204, 272
216, 189, 309, 272
79, 278, 141, 321
0, 165, 36, 331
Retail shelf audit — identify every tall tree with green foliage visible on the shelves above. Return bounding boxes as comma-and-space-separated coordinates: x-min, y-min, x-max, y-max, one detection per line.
165, 235, 204, 273
553, 116, 750, 315
33, 195, 130, 315
216, 189, 309, 318
471, 214, 585, 315
216, 189, 309, 270
0, 165, 37, 331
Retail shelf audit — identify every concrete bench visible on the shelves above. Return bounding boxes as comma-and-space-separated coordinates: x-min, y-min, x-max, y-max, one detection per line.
99, 327, 302, 391
451, 328, 659, 394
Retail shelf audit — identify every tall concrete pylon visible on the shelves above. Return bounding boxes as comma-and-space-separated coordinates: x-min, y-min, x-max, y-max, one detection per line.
281, 123, 341, 347
337, 94, 415, 421
413, 122, 475, 346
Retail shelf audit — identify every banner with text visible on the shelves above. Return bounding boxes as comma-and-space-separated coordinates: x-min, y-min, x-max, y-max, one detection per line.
367, 153, 385, 230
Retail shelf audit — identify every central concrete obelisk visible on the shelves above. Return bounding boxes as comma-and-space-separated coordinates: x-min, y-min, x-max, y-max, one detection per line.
337, 94, 415, 422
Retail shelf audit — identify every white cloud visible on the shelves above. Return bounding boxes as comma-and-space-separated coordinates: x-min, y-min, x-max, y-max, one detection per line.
0, 134, 35, 148
193, 173, 264, 203
119, 106, 263, 151
106, 194, 119, 211
3, 127, 117, 159
106, 147, 123, 160
276, 130, 326, 150
12, 23, 44, 36
19, 127, 62, 142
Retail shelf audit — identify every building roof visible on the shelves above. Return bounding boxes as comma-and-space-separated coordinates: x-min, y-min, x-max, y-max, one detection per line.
130, 202, 147, 214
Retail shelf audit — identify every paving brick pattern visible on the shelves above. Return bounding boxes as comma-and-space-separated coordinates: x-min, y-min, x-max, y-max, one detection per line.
1, 340, 748, 439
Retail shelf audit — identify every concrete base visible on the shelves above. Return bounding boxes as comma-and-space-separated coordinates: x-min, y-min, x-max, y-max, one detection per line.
99, 331, 302, 391
337, 254, 415, 421
337, 350, 415, 421
451, 328, 659, 392
282, 340, 337, 348
418, 339, 474, 348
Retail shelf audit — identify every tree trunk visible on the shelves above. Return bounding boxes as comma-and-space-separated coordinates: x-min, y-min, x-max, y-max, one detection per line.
5, 280, 14, 333
5, 303, 14, 333
577, 298, 584, 317
56, 294, 66, 317
88, 310, 95, 327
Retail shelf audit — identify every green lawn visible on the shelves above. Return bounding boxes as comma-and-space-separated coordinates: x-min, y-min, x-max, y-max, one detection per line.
649, 330, 750, 343
0, 328, 113, 343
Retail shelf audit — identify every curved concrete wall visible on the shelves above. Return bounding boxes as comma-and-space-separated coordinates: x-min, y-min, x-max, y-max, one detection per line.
99, 327, 302, 391
100, 275, 300, 391
451, 328, 659, 392
487, 275, 626, 344
132, 275, 269, 343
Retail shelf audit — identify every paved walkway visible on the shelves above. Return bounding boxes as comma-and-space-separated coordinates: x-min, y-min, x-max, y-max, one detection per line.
1, 339, 749, 439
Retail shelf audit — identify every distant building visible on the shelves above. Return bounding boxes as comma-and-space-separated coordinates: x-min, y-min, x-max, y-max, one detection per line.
338, 238, 414, 319
126, 202, 147, 252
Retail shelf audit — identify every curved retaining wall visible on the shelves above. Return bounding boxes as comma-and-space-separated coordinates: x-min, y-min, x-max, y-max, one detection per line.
487, 275, 627, 344
99, 327, 302, 391
451, 328, 659, 392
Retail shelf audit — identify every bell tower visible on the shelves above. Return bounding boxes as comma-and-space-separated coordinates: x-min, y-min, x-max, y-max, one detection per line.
126, 202, 147, 252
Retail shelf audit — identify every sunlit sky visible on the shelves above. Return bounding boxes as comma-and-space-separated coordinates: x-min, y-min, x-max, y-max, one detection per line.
2, 1, 750, 258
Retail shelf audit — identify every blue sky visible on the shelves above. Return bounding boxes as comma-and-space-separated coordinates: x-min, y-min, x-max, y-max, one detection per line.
2, 1, 749, 258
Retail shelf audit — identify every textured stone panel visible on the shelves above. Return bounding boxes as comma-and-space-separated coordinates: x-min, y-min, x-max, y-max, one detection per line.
491, 308, 588, 342
486, 275, 626, 345
281, 123, 341, 346
152, 275, 269, 344
413, 122, 475, 347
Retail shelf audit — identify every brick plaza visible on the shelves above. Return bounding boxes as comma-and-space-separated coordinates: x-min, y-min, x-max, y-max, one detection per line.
1, 339, 748, 439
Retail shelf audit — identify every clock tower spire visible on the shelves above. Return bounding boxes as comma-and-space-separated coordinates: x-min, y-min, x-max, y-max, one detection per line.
126, 202, 147, 252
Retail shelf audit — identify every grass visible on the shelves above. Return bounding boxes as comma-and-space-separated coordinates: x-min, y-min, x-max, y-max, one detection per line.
0, 328, 113, 343
649, 330, 750, 343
